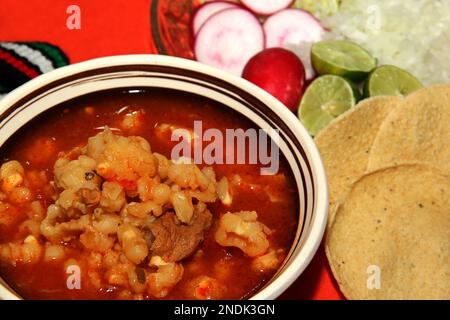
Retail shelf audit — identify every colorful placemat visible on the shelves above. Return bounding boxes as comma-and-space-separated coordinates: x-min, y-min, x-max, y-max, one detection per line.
0, 42, 69, 96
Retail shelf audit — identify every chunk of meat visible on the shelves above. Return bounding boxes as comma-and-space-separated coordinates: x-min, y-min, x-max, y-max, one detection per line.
149, 209, 212, 262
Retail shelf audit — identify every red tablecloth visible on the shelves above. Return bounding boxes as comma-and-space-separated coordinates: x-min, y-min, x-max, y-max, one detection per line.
0, 0, 343, 300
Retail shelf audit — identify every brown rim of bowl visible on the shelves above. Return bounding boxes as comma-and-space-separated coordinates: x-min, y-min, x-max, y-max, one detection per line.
0, 57, 326, 299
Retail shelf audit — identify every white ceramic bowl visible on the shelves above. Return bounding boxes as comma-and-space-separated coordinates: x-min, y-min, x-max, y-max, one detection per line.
0, 55, 328, 300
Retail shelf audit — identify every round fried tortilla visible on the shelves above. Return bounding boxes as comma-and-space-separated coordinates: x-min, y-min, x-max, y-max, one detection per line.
315, 96, 401, 226
326, 165, 450, 300
368, 84, 450, 173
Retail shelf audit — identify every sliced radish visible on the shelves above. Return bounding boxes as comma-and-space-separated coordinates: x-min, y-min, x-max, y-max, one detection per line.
191, 1, 238, 36
241, 0, 294, 16
194, 7, 265, 76
264, 9, 325, 80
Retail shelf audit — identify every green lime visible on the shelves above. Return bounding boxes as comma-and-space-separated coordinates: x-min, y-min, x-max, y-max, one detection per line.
293, 0, 340, 19
364, 65, 423, 97
312, 40, 377, 80
298, 75, 359, 136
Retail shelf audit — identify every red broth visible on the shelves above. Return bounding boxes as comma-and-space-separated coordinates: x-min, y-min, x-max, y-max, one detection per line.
0, 88, 298, 299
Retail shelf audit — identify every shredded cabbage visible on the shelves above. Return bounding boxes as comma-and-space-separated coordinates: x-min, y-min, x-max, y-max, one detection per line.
324, 0, 450, 85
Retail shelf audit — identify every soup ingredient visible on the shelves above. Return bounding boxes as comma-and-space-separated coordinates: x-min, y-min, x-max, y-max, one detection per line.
326, 165, 450, 299
215, 211, 270, 257
194, 7, 264, 75
190, 275, 226, 300
241, 0, 293, 16
0, 160, 24, 192
191, 1, 238, 35
0, 88, 298, 300
323, 0, 450, 85
147, 256, 184, 298
216, 177, 232, 206
364, 65, 422, 97
242, 48, 306, 112
0, 235, 43, 265
293, 0, 340, 19
120, 110, 145, 134
311, 40, 376, 80
117, 224, 148, 264
264, 8, 325, 80
298, 75, 358, 136
0, 126, 284, 299
315, 96, 401, 226
252, 248, 284, 272
43, 244, 65, 262
149, 210, 212, 262
368, 84, 450, 174
0, 128, 220, 298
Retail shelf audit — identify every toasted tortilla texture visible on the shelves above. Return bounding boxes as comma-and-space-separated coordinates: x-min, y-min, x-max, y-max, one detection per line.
326, 165, 450, 300
315, 96, 401, 226
368, 84, 450, 173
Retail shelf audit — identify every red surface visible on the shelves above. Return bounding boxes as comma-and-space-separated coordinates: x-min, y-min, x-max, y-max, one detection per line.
0, 0, 156, 63
0, 0, 343, 300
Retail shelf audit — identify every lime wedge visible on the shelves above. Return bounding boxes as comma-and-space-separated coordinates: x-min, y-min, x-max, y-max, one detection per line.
364, 65, 423, 97
293, 0, 340, 19
298, 75, 358, 136
312, 40, 377, 80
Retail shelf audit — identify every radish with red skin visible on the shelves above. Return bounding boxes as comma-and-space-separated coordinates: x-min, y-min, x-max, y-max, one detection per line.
242, 48, 306, 112
194, 7, 265, 76
240, 0, 294, 16
264, 9, 325, 80
191, 1, 238, 36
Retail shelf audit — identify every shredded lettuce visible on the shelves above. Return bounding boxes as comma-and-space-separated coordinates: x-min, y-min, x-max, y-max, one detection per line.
324, 0, 450, 85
